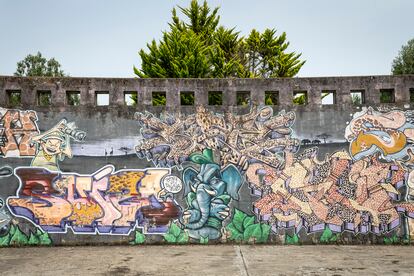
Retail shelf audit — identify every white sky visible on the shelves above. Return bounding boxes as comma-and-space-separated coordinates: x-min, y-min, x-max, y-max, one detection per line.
0, 0, 413, 77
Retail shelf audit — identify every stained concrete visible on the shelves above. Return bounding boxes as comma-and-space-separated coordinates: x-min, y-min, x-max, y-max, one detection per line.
0, 245, 413, 275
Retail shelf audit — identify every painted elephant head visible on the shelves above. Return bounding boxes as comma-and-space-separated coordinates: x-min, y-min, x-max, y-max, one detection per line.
180, 149, 243, 239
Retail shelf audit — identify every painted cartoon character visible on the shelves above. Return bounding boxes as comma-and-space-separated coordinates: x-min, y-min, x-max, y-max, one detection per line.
180, 149, 242, 240
31, 119, 86, 171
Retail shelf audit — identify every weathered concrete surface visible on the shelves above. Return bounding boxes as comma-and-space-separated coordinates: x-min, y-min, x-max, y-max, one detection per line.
0, 245, 413, 275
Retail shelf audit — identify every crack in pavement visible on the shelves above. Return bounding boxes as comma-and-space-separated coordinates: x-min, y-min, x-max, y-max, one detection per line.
235, 245, 249, 276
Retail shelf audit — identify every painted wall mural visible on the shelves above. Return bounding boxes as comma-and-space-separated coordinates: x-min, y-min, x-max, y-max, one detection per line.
0, 107, 39, 158
135, 106, 299, 170
7, 165, 181, 235
135, 105, 414, 242
30, 119, 86, 171
2, 105, 414, 245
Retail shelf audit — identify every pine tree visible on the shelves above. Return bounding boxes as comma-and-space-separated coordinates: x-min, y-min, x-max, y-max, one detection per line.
135, 0, 305, 79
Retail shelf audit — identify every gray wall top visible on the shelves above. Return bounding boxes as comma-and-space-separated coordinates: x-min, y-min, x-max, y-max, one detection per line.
1, 75, 414, 114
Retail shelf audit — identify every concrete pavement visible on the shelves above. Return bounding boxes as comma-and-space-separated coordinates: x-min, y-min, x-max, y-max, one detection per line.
0, 245, 413, 275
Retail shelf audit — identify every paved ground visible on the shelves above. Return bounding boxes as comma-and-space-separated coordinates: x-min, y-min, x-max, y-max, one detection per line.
0, 245, 413, 275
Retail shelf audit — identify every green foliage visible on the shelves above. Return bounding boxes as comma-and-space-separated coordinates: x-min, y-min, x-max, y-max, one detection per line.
380, 90, 394, 103
265, 92, 278, 105
36, 229, 52, 245
135, 0, 305, 79
128, 93, 138, 107
244, 28, 305, 78
226, 208, 270, 243
237, 92, 249, 106
293, 92, 307, 105
320, 227, 340, 243
164, 222, 189, 244
180, 92, 195, 105
28, 232, 40, 245
9, 225, 28, 246
200, 236, 209, 244
208, 92, 222, 105
384, 234, 401, 245
67, 92, 81, 106
38, 91, 51, 106
0, 224, 52, 247
0, 232, 10, 246
130, 230, 146, 245
392, 38, 414, 75
152, 92, 166, 106
15, 51, 67, 77
8, 91, 21, 107
351, 94, 362, 105
285, 233, 300, 245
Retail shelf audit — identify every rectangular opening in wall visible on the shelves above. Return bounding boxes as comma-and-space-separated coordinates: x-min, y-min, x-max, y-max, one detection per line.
37, 90, 51, 106
180, 91, 194, 106
124, 91, 137, 106
350, 90, 365, 105
208, 91, 222, 106
6, 90, 21, 107
265, 91, 279, 105
152, 91, 166, 106
321, 90, 335, 105
96, 91, 109, 106
293, 91, 307, 105
410, 88, 414, 103
66, 91, 80, 106
380, 88, 395, 103
236, 91, 250, 106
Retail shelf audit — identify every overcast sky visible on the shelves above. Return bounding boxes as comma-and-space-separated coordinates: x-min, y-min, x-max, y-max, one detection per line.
1, 0, 413, 78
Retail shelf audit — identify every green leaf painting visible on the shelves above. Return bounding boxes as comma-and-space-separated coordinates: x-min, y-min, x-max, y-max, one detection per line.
225, 208, 270, 243
130, 231, 146, 245
320, 226, 340, 244
163, 222, 189, 244
0, 224, 52, 247
285, 233, 299, 245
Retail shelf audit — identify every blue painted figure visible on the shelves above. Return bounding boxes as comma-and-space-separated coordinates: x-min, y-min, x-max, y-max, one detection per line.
180, 149, 242, 240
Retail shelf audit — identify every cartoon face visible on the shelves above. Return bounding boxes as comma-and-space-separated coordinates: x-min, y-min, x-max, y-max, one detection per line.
40, 138, 63, 156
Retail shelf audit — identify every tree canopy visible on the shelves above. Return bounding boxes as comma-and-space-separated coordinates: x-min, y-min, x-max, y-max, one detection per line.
14, 51, 67, 77
392, 38, 414, 75
135, 0, 305, 78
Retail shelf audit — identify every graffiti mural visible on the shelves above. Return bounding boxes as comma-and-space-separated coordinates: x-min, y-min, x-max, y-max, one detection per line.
180, 149, 242, 239
135, 105, 299, 170
0, 107, 39, 157
0, 197, 11, 231
7, 165, 181, 235
3, 103, 414, 245
135, 106, 298, 240
31, 119, 86, 171
136, 106, 414, 242
247, 149, 414, 234
345, 107, 414, 161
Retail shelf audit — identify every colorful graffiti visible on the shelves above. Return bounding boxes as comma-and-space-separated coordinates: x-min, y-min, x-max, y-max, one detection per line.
136, 106, 414, 241
31, 119, 86, 171
135, 105, 299, 170
247, 149, 414, 234
3, 104, 414, 245
0, 107, 39, 157
180, 149, 242, 239
135, 106, 299, 240
7, 165, 181, 235
345, 107, 414, 161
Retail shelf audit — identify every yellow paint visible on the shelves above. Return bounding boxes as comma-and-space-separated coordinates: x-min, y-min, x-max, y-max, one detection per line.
350, 130, 407, 156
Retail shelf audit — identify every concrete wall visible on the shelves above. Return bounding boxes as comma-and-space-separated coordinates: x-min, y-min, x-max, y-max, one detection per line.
1, 75, 414, 245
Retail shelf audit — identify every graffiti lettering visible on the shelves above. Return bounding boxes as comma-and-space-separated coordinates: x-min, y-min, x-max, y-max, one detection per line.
0, 108, 39, 157
7, 165, 180, 235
